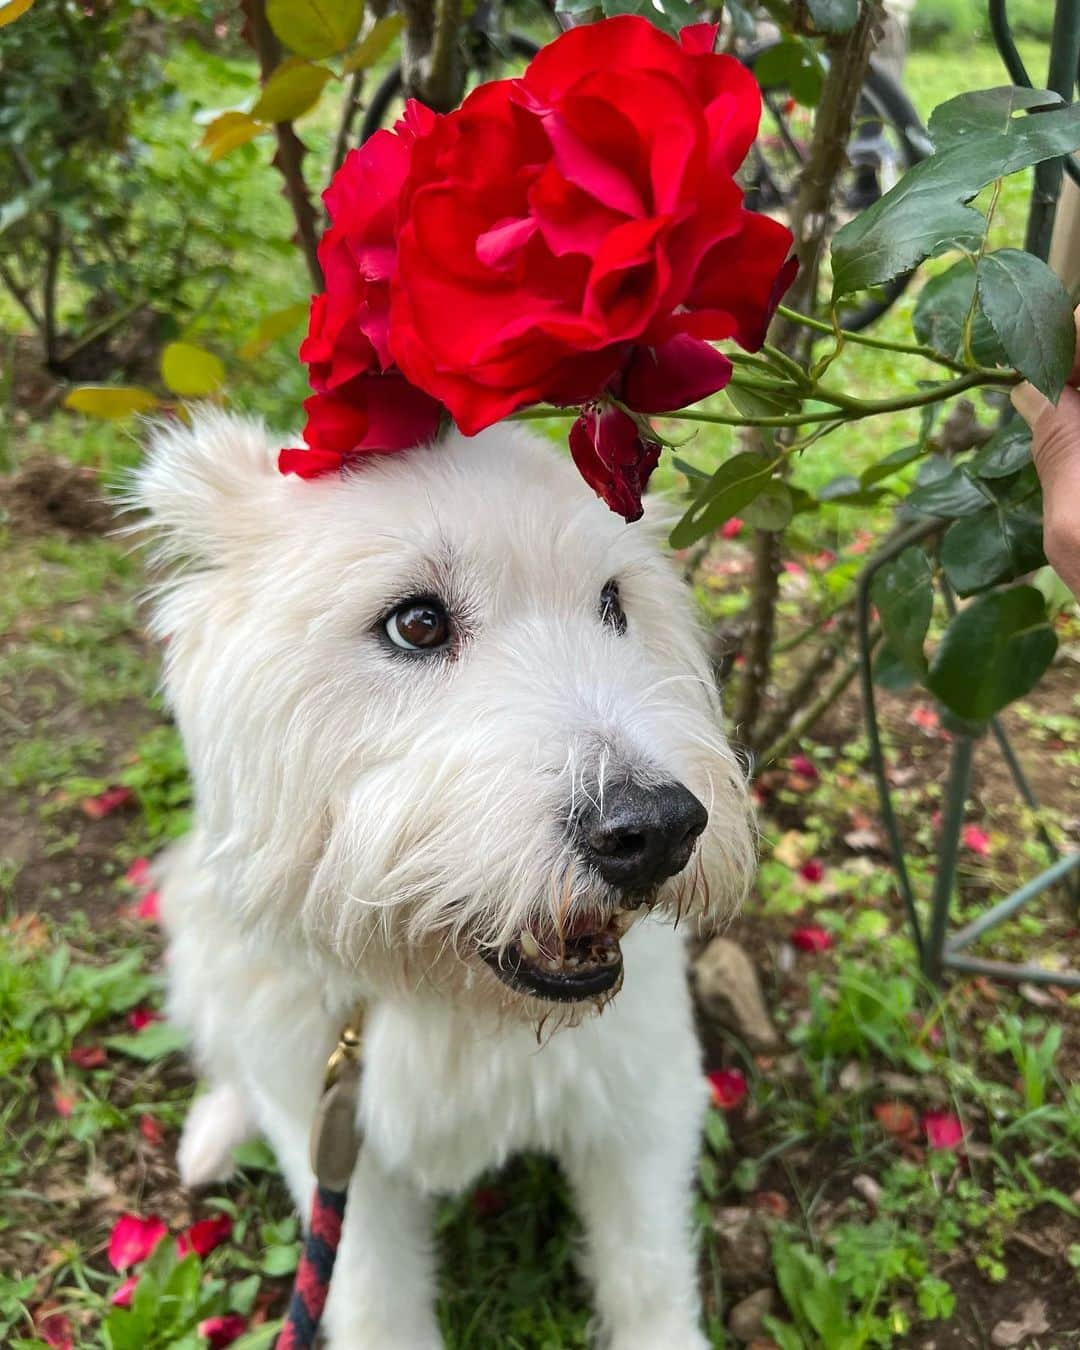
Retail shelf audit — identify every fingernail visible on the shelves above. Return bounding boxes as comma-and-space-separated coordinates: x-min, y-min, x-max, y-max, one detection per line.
1010, 382, 1051, 427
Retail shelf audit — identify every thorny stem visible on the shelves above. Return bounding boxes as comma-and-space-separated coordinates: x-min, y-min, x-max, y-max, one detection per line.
775, 305, 973, 373
514, 369, 1021, 431
961, 177, 1002, 367
242, 0, 323, 292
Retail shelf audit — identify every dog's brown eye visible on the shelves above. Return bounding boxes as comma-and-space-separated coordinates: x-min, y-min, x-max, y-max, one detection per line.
599, 579, 626, 635
385, 599, 451, 652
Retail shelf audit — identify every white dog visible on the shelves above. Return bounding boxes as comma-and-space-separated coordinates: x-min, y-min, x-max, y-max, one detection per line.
135, 411, 754, 1350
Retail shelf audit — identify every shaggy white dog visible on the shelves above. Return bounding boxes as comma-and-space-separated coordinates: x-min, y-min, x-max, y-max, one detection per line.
135, 411, 754, 1350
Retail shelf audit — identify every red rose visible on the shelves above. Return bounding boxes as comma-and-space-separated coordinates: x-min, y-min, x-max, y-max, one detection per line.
282, 104, 443, 478
391, 16, 795, 435
569, 405, 660, 521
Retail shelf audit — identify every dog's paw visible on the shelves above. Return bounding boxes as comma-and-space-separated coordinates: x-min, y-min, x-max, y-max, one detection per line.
177, 1083, 253, 1188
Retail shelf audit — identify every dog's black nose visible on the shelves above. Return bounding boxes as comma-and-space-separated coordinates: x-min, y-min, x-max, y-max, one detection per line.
576, 780, 708, 892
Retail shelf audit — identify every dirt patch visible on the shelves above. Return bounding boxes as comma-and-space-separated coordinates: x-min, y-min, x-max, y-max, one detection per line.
1, 454, 116, 536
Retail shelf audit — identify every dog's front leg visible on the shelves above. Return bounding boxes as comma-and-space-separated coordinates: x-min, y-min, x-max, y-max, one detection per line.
322, 1150, 443, 1350
562, 1080, 710, 1350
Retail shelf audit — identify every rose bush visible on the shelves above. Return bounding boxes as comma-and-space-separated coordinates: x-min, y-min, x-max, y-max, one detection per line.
283, 16, 797, 518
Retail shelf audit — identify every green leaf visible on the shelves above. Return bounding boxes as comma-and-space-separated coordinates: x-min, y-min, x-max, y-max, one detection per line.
911, 259, 1007, 367
671, 456, 710, 482
601, 0, 698, 37
970, 419, 1032, 479
64, 386, 160, 420
670, 452, 776, 549
860, 441, 924, 488
703, 1109, 730, 1154
816, 474, 884, 506
927, 586, 1057, 721
251, 58, 333, 123
928, 86, 1065, 147
805, 0, 858, 34
343, 13, 404, 71
105, 1022, 187, 1062
238, 302, 309, 360
753, 39, 823, 107
726, 381, 802, 418
261, 1243, 300, 1277
742, 480, 794, 531
228, 1326, 283, 1350
905, 465, 989, 517
940, 507, 1045, 595
831, 103, 1080, 296
871, 547, 933, 675
161, 342, 225, 397
873, 641, 918, 692
976, 249, 1075, 400
725, 0, 756, 41
229, 1274, 262, 1316
266, 0, 364, 58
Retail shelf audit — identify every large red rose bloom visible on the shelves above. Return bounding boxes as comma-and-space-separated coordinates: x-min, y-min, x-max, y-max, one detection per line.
390, 17, 795, 438
283, 17, 797, 519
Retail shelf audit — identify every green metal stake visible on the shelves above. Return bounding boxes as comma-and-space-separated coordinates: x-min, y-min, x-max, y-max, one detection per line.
923, 737, 974, 983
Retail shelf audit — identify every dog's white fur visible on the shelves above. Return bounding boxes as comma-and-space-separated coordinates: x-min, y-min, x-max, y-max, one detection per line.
136, 411, 754, 1349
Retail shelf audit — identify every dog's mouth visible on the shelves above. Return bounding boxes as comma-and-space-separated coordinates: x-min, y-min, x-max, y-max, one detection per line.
481, 906, 644, 1003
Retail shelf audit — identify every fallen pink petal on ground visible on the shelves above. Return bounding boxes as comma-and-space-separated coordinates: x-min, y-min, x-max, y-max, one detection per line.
108, 1213, 167, 1271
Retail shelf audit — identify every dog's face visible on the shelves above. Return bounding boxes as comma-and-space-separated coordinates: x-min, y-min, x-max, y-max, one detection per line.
138, 414, 753, 1016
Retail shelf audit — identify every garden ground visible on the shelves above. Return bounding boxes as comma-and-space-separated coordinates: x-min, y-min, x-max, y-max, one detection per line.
1, 24, 1077, 1350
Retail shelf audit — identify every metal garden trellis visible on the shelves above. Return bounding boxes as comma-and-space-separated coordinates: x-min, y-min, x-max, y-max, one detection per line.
855, 0, 1080, 991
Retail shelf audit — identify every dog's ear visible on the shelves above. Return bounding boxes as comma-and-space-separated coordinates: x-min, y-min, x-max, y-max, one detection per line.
131, 409, 289, 567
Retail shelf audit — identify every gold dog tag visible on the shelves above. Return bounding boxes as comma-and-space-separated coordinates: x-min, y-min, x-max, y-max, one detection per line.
310, 1057, 363, 1191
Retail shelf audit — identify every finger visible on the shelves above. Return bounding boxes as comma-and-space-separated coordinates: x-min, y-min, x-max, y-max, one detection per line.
1022, 382, 1080, 597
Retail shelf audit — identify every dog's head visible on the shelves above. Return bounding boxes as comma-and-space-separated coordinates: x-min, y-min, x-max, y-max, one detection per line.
135, 412, 753, 1015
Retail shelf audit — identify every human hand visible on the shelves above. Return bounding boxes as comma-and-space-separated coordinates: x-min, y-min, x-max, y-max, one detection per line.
1010, 304, 1080, 598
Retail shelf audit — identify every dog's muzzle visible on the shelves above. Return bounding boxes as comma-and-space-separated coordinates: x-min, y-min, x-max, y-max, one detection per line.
482, 778, 708, 1004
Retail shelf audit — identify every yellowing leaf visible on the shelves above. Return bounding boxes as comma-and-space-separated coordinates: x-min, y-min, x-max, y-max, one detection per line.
344, 14, 404, 71
266, 0, 364, 59
64, 386, 160, 420
200, 110, 266, 162
161, 342, 225, 397
239, 302, 310, 360
0, 0, 36, 28
252, 57, 333, 123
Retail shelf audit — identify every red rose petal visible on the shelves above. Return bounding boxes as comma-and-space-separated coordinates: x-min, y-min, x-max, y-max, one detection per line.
108, 1214, 167, 1271
178, 1213, 233, 1258
69, 1044, 108, 1070
139, 1114, 165, 1147
124, 857, 152, 889
874, 1100, 918, 1142
798, 859, 825, 884
788, 754, 817, 781
131, 890, 161, 922
721, 517, 743, 539
197, 1314, 248, 1349
790, 926, 831, 953
36, 1311, 74, 1350
81, 786, 134, 819
569, 406, 660, 522
706, 1067, 747, 1110
52, 1085, 76, 1118
111, 1276, 138, 1308
961, 825, 991, 856
127, 1007, 161, 1032
923, 1109, 964, 1151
